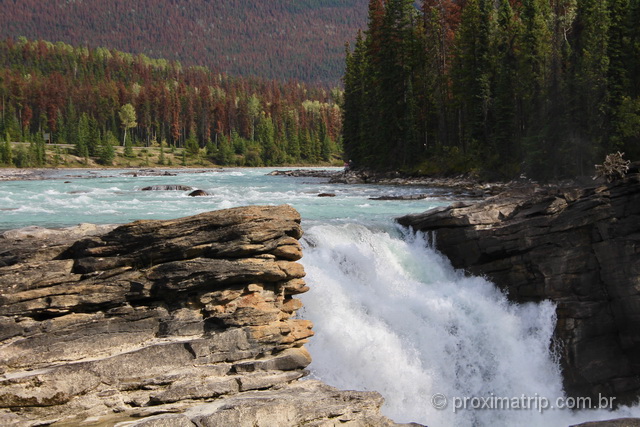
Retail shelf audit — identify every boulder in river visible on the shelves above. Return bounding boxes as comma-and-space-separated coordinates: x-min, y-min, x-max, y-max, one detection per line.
188, 189, 211, 197
140, 185, 194, 191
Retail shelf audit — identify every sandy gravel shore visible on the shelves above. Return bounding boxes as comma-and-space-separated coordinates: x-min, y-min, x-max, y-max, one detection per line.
0, 167, 221, 181
0, 168, 56, 181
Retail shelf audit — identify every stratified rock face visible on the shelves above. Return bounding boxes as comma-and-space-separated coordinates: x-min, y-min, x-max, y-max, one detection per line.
398, 175, 640, 404
0, 205, 397, 426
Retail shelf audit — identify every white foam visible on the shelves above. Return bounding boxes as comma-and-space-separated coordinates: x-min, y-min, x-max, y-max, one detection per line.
300, 224, 640, 426
15, 205, 55, 214
217, 200, 236, 210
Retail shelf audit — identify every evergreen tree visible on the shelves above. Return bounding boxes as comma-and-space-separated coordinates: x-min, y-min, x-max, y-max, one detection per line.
185, 135, 199, 157
87, 115, 101, 156
284, 111, 301, 161
1, 133, 12, 165
361, 0, 387, 167
3, 105, 21, 141
159, 139, 166, 165
570, 0, 611, 175
32, 135, 46, 166
490, 0, 521, 174
13, 144, 32, 167
299, 129, 312, 161
206, 140, 217, 160
320, 125, 333, 162
630, 0, 640, 97
76, 112, 90, 160
609, 0, 639, 157
527, 0, 575, 179
376, 0, 420, 168
342, 33, 367, 164
98, 131, 116, 165
216, 138, 235, 165
607, 0, 631, 107
123, 135, 134, 157
421, 0, 450, 151
452, 0, 493, 156
256, 114, 278, 165
66, 102, 79, 148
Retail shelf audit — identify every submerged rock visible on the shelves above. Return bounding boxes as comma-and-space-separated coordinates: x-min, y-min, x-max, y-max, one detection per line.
0, 205, 400, 426
398, 174, 640, 405
369, 194, 429, 201
140, 185, 193, 191
267, 169, 339, 178
122, 169, 177, 177
188, 189, 211, 197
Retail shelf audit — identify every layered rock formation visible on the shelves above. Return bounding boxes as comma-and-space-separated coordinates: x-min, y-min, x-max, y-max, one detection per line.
398, 174, 640, 404
0, 205, 397, 426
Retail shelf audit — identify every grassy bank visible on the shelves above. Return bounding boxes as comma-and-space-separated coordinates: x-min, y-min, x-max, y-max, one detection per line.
0, 142, 343, 169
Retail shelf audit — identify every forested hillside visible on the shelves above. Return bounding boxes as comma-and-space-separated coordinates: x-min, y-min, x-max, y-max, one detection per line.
343, 0, 640, 180
0, 38, 342, 167
0, 0, 368, 85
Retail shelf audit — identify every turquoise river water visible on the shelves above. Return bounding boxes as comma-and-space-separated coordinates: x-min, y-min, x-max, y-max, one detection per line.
1, 167, 638, 426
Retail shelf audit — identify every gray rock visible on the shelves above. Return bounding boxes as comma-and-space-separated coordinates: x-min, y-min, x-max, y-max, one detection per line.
186, 380, 400, 427
369, 194, 429, 201
188, 189, 211, 196
267, 169, 339, 178
140, 185, 193, 191
126, 414, 195, 427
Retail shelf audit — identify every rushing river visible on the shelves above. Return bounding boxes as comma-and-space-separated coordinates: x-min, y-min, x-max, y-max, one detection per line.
1, 167, 638, 426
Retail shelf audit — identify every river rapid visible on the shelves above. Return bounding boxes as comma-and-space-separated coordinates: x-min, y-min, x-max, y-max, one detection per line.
1, 167, 638, 426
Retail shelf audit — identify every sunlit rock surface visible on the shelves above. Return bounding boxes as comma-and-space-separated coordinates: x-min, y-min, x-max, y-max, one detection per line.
0, 205, 400, 426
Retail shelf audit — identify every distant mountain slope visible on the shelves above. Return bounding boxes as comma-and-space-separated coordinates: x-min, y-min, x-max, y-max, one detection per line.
0, 0, 368, 85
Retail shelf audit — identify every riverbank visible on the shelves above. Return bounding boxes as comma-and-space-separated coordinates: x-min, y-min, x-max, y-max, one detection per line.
0, 167, 223, 181
269, 167, 598, 198
0, 142, 343, 176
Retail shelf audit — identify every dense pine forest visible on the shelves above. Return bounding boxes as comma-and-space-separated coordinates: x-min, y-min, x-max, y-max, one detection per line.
0, 38, 343, 167
0, 0, 368, 86
343, 0, 640, 180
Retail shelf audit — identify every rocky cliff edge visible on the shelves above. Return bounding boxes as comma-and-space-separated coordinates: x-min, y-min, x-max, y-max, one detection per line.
0, 205, 399, 426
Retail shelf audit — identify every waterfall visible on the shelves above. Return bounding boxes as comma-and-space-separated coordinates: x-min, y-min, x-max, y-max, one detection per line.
300, 223, 638, 426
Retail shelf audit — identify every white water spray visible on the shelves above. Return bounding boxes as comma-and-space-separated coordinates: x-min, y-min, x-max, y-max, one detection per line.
300, 223, 639, 426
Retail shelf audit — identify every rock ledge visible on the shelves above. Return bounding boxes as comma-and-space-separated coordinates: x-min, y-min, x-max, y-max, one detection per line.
0, 205, 399, 426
